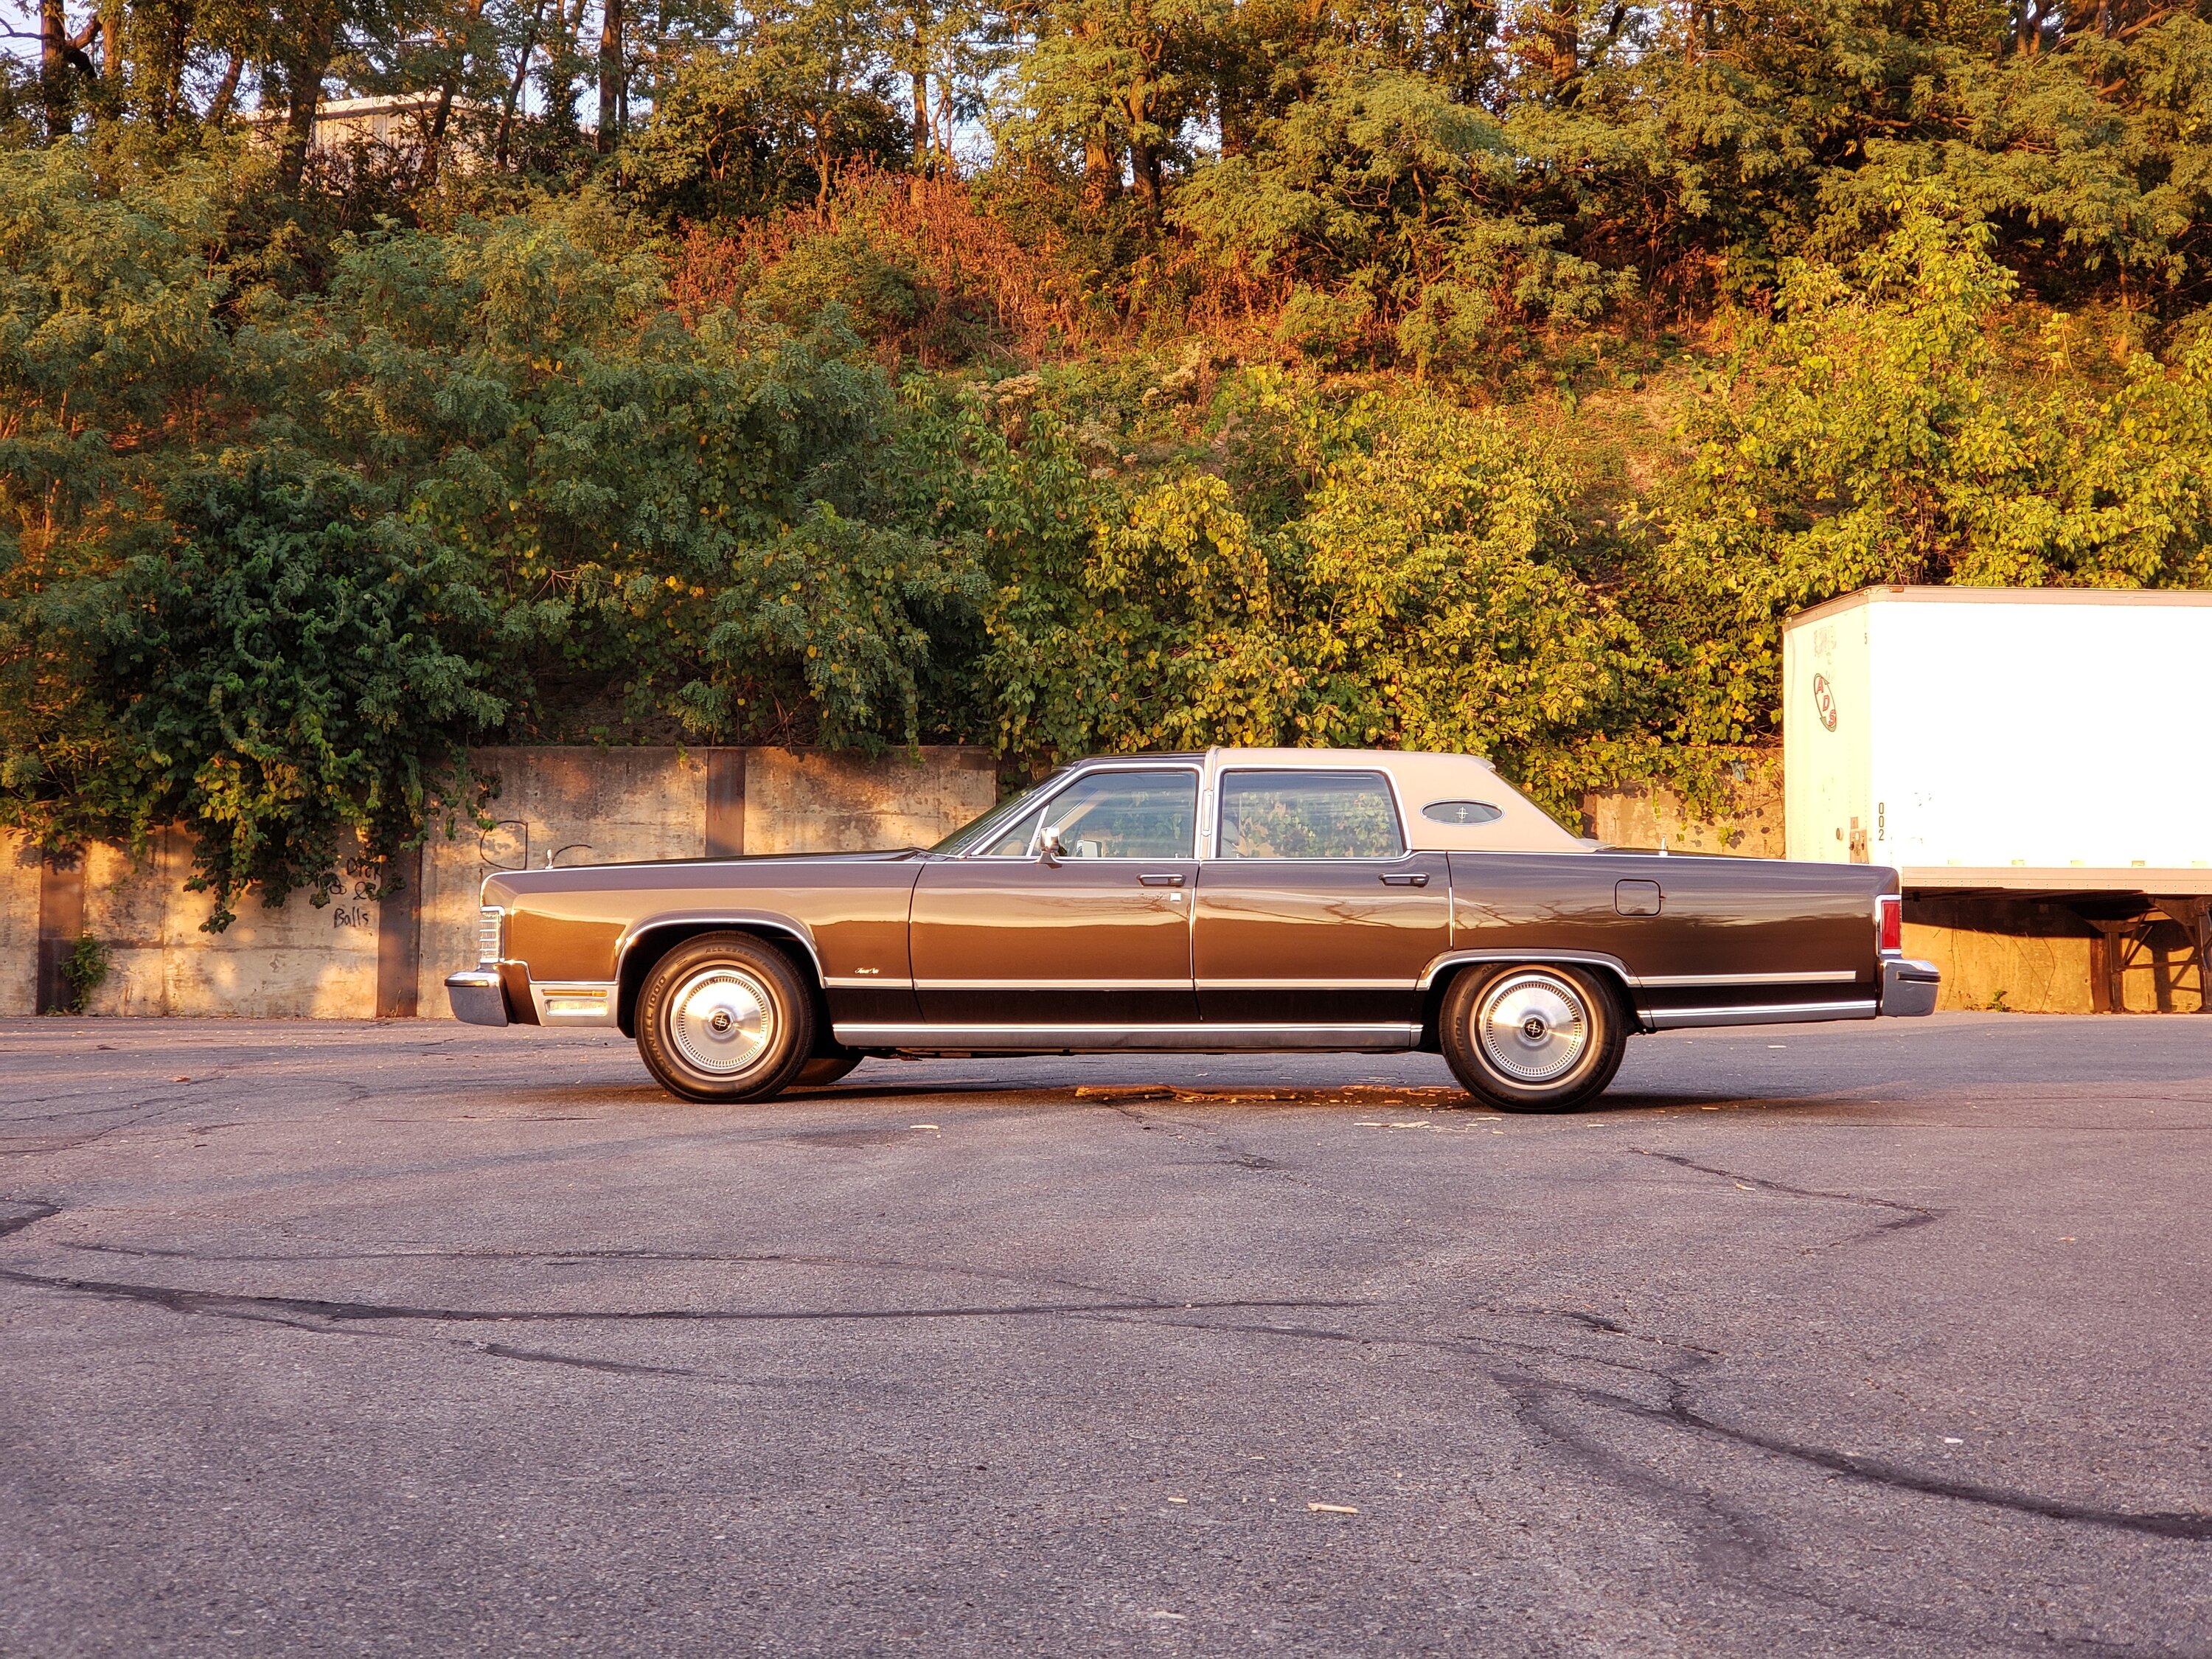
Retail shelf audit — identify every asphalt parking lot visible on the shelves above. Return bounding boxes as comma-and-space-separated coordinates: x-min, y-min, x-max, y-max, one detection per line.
1, 1013, 2208, 1655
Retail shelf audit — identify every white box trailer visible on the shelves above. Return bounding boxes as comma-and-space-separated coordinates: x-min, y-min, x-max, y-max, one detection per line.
1782, 585, 2212, 1008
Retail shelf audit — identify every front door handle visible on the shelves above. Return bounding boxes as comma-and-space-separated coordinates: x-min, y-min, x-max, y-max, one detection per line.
1379, 872, 1430, 887
1138, 872, 1186, 887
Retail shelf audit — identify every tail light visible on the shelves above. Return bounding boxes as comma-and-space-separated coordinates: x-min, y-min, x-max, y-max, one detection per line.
478, 906, 507, 965
1876, 894, 1902, 956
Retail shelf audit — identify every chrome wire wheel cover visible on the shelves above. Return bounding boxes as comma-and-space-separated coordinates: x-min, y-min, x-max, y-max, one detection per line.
1474, 970, 1590, 1085
665, 965, 776, 1077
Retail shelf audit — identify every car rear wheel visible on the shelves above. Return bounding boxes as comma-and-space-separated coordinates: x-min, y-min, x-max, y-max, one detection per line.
636, 933, 814, 1103
1440, 964, 1626, 1113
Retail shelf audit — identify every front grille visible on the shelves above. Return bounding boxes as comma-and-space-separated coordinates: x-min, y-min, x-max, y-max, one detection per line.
478, 907, 506, 964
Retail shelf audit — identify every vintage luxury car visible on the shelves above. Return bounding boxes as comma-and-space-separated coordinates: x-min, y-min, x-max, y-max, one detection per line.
448, 747, 1939, 1110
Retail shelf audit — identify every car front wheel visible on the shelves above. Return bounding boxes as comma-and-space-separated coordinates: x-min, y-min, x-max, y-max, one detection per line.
636, 933, 815, 1103
1440, 964, 1627, 1113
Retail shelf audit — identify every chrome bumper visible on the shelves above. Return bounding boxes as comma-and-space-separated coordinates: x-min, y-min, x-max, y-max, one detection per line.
446, 970, 511, 1026
1880, 958, 1941, 1018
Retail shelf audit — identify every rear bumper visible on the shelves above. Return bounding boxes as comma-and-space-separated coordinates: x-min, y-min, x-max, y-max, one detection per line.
1880, 958, 1941, 1017
446, 970, 511, 1027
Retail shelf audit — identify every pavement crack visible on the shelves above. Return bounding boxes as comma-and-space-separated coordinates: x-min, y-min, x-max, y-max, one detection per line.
0, 1266, 1365, 1330
49, 1242, 1141, 1302
0, 1199, 62, 1242
1068, 1298, 2212, 1547
1630, 1147, 1938, 1245
465, 1340, 709, 1380
1526, 1369, 2212, 1545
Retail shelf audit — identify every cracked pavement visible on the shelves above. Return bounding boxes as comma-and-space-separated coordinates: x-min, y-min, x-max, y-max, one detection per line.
1, 1012, 2207, 1655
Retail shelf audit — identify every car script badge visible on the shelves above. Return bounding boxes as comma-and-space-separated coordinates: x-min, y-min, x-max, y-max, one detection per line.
1812, 672, 1838, 732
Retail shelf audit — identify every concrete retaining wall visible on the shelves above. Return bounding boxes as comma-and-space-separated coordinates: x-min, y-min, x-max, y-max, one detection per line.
1582, 766, 1784, 858
1, 836, 39, 1017
6, 747, 996, 1020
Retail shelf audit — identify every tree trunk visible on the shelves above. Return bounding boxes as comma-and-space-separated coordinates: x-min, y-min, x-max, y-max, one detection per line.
40, 0, 70, 141
910, 63, 928, 198
1126, 76, 1160, 216
208, 53, 246, 123
496, 0, 546, 170
1084, 133, 1121, 204
157, 10, 190, 127
422, 0, 486, 184
595, 0, 624, 152
277, 35, 334, 190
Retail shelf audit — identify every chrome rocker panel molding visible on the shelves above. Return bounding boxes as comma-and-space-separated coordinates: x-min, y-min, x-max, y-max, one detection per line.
832, 1022, 1421, 1054
446, 970, 509, 1027
1645, 999, 1879, 1031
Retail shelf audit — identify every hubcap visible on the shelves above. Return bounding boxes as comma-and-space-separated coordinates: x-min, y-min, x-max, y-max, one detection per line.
666, 965, 776, 1076
1475, 971, 1590, 1085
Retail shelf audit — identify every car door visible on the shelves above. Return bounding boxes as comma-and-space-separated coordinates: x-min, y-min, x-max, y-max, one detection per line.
1194, 767, 1450, 1026
910, 765, 1201, 1026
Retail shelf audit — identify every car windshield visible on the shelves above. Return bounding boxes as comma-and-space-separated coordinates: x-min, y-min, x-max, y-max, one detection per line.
928, 771, 1068, 855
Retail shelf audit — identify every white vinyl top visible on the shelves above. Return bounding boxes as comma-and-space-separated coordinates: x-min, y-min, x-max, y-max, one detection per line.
1199, 748, 1584, 854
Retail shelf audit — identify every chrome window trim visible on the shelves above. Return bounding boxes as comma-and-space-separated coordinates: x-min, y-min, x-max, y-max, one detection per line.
954, 761, 1205, 862
1208, 765, 1412, 863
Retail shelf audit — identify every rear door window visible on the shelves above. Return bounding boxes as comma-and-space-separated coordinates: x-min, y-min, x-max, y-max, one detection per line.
1216, 770, 1405, 859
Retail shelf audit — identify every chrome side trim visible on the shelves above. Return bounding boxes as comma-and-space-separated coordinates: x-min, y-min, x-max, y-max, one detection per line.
528, 980, 621, 1026
1419, 948, 1642, 990
913, 978, 1194, 992
1646, 999, 1879, 1031
824, 975, 916, 990
1194, 978, 1411, 990
832, 1022, 1421, 1053
445, 970, 510, 1027
1639, 970, 1862, 987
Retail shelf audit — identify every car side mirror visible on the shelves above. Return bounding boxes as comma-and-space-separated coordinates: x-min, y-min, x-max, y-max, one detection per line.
1038, 826, 1064, 866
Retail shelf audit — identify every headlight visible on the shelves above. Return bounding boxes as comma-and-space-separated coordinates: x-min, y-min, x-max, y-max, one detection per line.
478, 906, 507, 965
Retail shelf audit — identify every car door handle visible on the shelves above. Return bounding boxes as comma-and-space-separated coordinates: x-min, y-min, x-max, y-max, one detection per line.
1138, 872, 1186, 887
1379, 872, 1430, 887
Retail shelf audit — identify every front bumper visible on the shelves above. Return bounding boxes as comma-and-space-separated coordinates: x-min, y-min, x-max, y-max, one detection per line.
446, 969, 511, 1026
1880, 958, 1941, 1017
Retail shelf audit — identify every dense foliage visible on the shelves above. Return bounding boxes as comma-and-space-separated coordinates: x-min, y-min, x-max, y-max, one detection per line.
3, 0, 2211, 913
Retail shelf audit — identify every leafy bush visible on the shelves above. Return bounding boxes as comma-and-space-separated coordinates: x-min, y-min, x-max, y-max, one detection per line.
60, 933, 111, 1014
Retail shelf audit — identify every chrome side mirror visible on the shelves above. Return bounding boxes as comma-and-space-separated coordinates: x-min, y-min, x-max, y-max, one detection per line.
1037, 825, 1064, 866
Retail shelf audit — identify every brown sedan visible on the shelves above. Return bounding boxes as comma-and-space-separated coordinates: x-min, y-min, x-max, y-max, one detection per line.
447, 747, 1939, 1110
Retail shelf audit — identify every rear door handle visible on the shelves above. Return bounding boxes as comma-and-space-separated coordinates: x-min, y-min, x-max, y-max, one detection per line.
1379, 872, 1429, 887
1138, 872, 1186, 887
